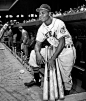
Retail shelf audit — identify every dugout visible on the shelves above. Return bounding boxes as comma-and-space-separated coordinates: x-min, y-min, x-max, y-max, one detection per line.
57, 11, 86, 90
13, 11, 86, 89
13, 11, 86, 66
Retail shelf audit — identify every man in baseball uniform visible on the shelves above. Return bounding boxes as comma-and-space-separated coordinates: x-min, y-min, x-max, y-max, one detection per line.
19, 26, 30, 62
24, 4, 76, 95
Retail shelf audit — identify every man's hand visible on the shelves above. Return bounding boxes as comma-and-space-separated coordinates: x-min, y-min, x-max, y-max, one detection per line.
36, 53, 45, 65
21, 43, 24, 50
48, 58, 55, 69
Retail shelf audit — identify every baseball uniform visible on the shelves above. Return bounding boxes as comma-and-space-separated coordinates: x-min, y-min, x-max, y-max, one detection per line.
29, 18, 76, 90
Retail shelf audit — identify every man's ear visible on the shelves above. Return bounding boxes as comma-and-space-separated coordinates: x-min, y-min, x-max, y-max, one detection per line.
49, 12, 51, 16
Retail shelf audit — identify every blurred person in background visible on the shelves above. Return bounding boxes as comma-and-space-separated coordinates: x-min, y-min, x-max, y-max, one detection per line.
19, 26, 30, 63
7, 25, 13, 49
0, 23, 8, 42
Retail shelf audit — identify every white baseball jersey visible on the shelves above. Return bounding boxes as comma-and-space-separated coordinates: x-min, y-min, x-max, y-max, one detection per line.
36, 18, 73, 47
29, 18, 76, 91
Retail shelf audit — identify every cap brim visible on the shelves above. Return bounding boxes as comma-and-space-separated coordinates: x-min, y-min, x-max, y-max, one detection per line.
36, 8, 49, 12
19, 27, 23, 29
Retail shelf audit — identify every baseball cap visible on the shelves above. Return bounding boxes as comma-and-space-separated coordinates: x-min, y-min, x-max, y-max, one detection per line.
19, 26, 23, 29
3, 23, 8, 30
36, 4, 51, 12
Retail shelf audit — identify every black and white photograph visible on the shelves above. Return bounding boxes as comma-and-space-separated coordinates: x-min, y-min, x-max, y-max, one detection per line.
0, 0, 86, 101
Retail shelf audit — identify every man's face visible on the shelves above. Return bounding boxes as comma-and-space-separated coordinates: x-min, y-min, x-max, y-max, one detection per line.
39, 10, 50, 22
19, 27, 22, 31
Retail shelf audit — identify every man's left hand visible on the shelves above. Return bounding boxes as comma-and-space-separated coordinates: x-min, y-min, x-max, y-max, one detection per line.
21, 43, 24, 50
48, 59, 55, 69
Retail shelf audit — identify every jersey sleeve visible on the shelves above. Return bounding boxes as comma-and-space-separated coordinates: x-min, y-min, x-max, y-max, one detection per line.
57, 20, 69, 39
36, 26, 46, 42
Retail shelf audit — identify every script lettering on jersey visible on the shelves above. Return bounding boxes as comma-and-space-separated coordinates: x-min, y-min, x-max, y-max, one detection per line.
53, 31, 57, 38
45, 30, 58, 39
45, 31, 52, 38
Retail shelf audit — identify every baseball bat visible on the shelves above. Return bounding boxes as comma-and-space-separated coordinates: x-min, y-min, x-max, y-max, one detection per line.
51, 47, 59, 100
12, 46, 15, 52
49, 47, 55, 101
21, 51, 25, 64
21, 50, 23, 59
14, 47, 16, 54
49, 68, 55, 100
56, 58, 65, 99
53, 67, 59, 100
43, 46, 48, 100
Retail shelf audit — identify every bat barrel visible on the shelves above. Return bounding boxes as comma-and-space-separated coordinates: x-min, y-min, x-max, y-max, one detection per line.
53, 67, 59, 100
43, 46, 48, 100
48, 47, 55, 101
55, 58, 65, 100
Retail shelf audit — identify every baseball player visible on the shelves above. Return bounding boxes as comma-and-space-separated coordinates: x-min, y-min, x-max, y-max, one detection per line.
0, 23, 8, 41
24, 4, 76, 95
19, 26, 30, 62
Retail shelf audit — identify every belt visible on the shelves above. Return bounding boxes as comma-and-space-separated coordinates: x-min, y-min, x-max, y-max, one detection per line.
65, 44, 74, 48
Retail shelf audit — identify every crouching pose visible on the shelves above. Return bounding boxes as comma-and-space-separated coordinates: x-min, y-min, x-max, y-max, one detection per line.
24, 4, 76, 95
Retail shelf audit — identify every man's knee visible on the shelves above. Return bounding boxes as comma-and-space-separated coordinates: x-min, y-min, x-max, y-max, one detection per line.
30, 50, 35, 57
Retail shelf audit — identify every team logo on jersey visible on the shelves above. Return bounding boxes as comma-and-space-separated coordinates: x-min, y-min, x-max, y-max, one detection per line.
60, 26, 66, 34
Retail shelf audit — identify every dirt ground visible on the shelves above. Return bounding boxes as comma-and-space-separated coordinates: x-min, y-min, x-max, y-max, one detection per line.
0, 43, 43, 101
